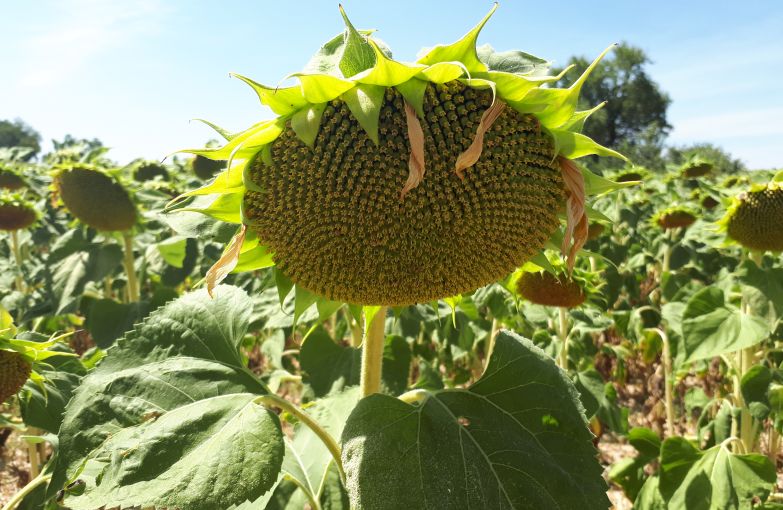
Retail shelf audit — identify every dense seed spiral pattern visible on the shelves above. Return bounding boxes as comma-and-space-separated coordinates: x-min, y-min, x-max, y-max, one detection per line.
55, 167, 137, 231
244, 81, 565, 305
0, 203, 36, 231
516, 271, 586, 308
657, 210, 696, 230
0, 350, 31, 403
727, 187, 783, 252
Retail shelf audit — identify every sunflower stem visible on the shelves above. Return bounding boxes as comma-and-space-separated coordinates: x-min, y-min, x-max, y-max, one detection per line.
360, 307, 387, 397
122, 231, 139, 302
485, 317, 499, 370
557, 307, 570, 370
10, 231, 25, 293
1, 472, 51, 510
658, 328, 675, 437
256, 393, 345, 486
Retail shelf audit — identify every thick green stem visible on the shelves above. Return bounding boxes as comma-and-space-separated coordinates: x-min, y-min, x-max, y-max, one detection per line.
360, 307, 387, 397
1, 472, 51, 510
662, 228, 675, 275
485, 317, 499, 369
10, 231, 25, 293
769, 427, 780, 464
122, 232, 139, 302
557, 307, 569, 369
658, 328, 675, 437
256, 394, 345, 484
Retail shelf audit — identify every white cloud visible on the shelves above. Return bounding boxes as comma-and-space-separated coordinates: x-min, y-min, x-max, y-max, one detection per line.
18, 0, 167, 87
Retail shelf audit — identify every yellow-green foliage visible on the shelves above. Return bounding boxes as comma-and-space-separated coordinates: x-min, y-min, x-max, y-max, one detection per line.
55, 166, 137, 231
0, 350, 31, 403
726, 184, 783, 252
516, 270, 586, 308
244, 83, 565, 306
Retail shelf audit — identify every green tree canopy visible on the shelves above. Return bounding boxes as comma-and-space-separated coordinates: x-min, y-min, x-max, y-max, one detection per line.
667, 142, 746, 174
555, 43, 671, 170
0, 118, 41, 161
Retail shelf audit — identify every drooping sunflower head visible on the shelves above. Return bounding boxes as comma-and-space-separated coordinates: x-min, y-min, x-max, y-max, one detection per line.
0, 192, 37, 231
130, 159, 169, 182
722, 182, 783, 252
53, 164, 137, 232
681, 158, 713, 179
190, 140, 227, 179
176, 5, 626, 306
612, 166, 649, 183
512, 260, 597, 309
0, 166, 26, 191
653, 205, 698, 231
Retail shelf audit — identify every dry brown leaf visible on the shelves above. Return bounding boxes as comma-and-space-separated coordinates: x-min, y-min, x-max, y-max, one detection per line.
454, 100, 506, 179
559, 157, 588, 273
206, 224, 247, 297
400, 101, 426, 200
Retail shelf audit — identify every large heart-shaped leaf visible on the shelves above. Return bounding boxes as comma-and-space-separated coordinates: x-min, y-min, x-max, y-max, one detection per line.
681, 286, 769, 362
52, 286, 284, 510
659, 437, 776, 510
341, 330, 607, 509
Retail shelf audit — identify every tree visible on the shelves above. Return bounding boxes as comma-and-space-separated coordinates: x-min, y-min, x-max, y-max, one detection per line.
666, 143, 746, 174
0, 119, 41, 160
554, 43, 671, 170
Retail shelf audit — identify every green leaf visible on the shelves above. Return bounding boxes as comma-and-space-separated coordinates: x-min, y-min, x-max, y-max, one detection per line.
416, 4, 496, 73
476, 44, 549, 75
283, 388, 360, 505
53, 286, 282, 509
51, 243, 123, 314
681, 286, 770, 362
628, 427, 662, 459
341, 330, 608, 509
741, 364, 773, 420
632, 475, 666, 510
83, 298, 151, 348
291, 102, 327, 148
341, 84, 385, 144
661, 439, 776, 510
67, 394, 284, 510
736, 259, 783, 321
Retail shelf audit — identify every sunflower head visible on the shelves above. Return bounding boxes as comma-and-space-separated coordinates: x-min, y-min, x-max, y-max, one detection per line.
53, 165, 137, 231
0, 192, 37, 231
613, 166, 649, 183
653, 206, 698, 231
512, 261, 594, 309
0, 167, 26, 191
722, 182, 783, 252
681, 158, 713, 178
176, 5, 626, 306
130, 160, 169, 182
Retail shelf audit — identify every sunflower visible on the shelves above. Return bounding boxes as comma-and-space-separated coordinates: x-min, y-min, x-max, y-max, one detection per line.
0, 192, 37, 231
53, 164, 137, 232
653, 206, 698, 231
175, 5, 626, 307
722, 182, 783, 252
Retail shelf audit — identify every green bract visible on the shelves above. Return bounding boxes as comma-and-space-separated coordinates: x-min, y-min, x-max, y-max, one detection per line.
179, 5, 626, 306
54, 165, 137, 231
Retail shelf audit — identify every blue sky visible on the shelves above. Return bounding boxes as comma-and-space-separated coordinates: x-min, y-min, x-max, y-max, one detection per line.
1, 0, 781, 169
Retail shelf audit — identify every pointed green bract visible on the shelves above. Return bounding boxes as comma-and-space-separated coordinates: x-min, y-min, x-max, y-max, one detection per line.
291, 103, 328, 148
231, 73, 308, 116
342, 84, 386, 144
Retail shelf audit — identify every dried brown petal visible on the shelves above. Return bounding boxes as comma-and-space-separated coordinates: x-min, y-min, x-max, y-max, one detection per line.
454, 99, 506, 179
206, 224, 247, 297
400, 101, 426, 200
559, 157, 588, 272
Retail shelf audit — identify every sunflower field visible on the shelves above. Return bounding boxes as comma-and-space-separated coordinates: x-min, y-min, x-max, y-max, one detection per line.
1, 5, 782, 510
